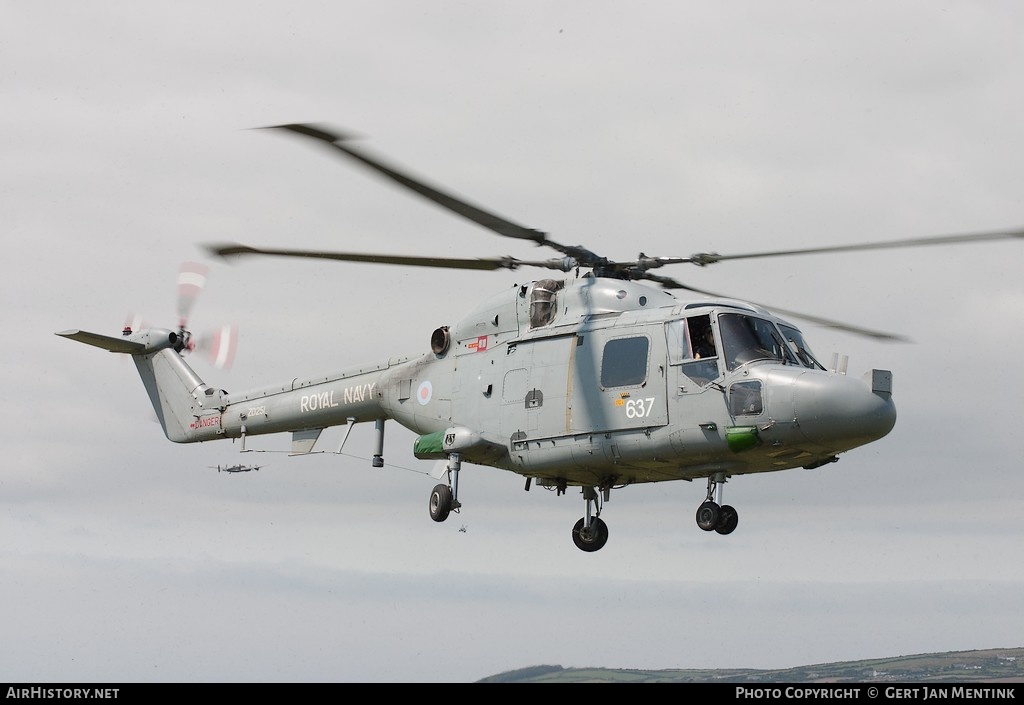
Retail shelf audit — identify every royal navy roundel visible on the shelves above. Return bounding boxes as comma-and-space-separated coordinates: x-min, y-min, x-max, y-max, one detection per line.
416, 380, 433, 405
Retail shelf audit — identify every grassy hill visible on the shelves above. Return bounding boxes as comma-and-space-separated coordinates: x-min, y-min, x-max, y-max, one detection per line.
477, 647, 1024, 683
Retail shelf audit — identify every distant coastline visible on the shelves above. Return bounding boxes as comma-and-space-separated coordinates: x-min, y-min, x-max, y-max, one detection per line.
478, 647, 1024, 683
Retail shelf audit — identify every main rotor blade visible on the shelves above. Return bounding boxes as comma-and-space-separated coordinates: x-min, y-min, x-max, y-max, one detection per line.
206, 242, 573, 272
676, 228, 1024, 266
643, 273, 909, 341
261, 124, 604, 264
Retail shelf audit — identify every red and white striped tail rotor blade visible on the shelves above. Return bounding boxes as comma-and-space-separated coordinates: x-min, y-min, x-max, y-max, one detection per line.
206, 324, 238, 370
177, 261, 209, 325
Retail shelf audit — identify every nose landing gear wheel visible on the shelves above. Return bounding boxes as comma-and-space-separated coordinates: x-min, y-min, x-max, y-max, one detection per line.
696, 500, 719, 531
429, 483, 453, 522
571, 516, 609, 552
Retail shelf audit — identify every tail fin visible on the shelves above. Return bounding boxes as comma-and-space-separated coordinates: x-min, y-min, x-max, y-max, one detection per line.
57, 328, 225, 443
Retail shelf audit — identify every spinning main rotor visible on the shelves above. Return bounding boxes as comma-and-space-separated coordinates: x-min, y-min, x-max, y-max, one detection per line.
207, 123, 1024, 341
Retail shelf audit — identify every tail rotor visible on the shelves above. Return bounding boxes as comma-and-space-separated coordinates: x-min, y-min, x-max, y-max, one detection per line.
175, 261, 208, 354
121, 261, 238, 370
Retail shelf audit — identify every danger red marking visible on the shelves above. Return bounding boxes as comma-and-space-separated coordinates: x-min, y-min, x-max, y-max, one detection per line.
189, 416, 221, 430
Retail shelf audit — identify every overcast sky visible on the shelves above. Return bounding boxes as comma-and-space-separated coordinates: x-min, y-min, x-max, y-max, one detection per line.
4, 1, 1024, 684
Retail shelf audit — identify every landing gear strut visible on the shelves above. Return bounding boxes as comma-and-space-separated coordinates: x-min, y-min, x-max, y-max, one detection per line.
571, 486, 609, 552
429, 452, 463, 522
695, 472, 739, 535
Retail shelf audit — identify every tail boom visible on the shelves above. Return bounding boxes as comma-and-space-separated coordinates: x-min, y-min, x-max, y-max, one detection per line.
58, 327, 392, 445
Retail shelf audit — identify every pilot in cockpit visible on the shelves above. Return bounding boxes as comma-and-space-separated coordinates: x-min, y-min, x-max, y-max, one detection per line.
693, 324, 716, 359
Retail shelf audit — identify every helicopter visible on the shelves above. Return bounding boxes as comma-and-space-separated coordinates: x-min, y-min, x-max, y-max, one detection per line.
57, 123, 1024, 552
212, 463, 263, 473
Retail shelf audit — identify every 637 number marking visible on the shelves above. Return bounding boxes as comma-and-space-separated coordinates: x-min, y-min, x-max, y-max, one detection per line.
624, 397, 656, 418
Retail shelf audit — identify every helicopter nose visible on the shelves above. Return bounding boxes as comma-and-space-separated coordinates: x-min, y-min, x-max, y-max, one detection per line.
791, 369, 896, 451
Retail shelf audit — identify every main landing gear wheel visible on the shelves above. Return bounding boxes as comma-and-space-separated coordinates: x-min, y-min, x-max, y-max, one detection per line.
715, 504, 739, 535
696, 473, 740, 535
429, 452, 464, 524
696, 500, 719, 531
571, 516, 609, 552
429, 483, 453, 522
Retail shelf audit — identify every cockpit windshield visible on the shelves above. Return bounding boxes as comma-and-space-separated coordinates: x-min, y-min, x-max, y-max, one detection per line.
667, 312, 823, 378
778, 323, 825, 370
718, 313, 797, 371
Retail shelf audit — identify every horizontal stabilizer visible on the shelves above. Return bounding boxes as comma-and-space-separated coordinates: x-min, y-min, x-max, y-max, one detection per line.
56, 329, 147, 354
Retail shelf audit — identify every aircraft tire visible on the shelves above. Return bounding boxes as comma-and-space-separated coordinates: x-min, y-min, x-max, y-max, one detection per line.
571, 516, 609, 552
696, 500, 720, 531
429, 484, 453, 522
715, 504, 739, 535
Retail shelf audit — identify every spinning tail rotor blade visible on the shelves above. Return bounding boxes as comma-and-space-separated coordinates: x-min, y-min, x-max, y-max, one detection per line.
177, 261, 209, 326
195, 324, 239, 370
172, 262, 238, 366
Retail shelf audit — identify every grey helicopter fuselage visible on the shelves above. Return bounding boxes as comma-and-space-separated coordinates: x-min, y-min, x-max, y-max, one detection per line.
94, 273, 896, 494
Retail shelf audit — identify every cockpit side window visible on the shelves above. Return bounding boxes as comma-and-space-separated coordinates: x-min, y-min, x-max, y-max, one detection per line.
666, 315, 720, 386
665, 319, 688, 365
688, 315, 717, 360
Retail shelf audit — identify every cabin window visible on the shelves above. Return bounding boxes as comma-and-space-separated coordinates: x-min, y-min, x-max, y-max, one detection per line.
601, 336, 649, 388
